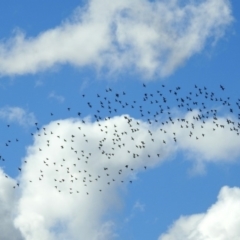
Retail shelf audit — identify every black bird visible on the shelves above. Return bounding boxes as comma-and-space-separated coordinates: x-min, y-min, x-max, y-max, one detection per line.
220, 85, 225, 90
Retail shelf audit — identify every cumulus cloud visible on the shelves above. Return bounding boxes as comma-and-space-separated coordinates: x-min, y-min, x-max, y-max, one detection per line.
0, 109, 239, 239
0, 106, 36, 127
172, 110, 240, 173
0, 169, 23, 240
14, 115, 175, 240
0, 0, 233, 78
159, 186, 240, 240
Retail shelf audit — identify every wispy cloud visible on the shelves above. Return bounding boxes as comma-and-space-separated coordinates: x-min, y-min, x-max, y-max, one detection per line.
35, 79, 44, 87
48, 91, 65, 103
133, 201, 145, 212
125, 201, 145, 222
0, 0, 233, 78
0, 106, 36, 127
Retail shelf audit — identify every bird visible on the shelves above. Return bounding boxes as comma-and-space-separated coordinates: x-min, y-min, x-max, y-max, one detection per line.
1, 82, 239, 196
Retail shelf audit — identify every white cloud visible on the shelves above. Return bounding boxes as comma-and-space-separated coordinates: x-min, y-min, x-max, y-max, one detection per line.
0, 0, 233, 78
0, 110, 239, 239
172, 110, 240, 173
159, 186, 240, 240
13, 115, 175, 240
0, 169, 23, 240
0, 106, 36, 127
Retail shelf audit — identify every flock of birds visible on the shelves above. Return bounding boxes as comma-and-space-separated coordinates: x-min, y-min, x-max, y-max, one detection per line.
1, 83, 240, 195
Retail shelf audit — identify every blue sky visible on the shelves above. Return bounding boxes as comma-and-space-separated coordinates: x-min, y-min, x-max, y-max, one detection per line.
0, 0, 240, 239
